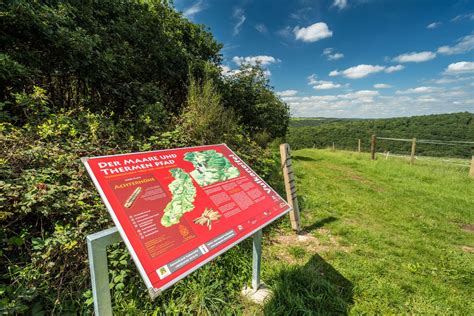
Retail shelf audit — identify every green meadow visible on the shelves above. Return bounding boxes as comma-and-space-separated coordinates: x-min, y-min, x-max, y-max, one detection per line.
259, 149, 474, 315
3, 145, 472, 314
111, 149, 473, 314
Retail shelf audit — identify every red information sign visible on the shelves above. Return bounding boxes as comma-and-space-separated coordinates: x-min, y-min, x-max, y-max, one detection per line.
82, 144, 290, 296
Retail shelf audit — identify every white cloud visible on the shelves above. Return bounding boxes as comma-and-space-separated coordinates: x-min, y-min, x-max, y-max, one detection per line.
443, 88, 469, 97
323, 48, 333, 55
396, 86, 436, 94
285, 86, 473, 118
433, 78, 456, 84
432, 76, 474, 84
277, 90, 298, 97
255, 23, 268, 34
393, 51, 436, 63
444, 61, 474, 74
183, 0, 206, 17
221, 64, 273, 77
233, 8, 246, 36
328, 53, 344, 60
307, 74, 319, 85
276, 26, 292, 38
290, 6, 312, 20
262, 69, 271, 77
437, 35, 474, 55
323, 48, 344, 61
284, 89, 382, 117
341, 90, 379, 99
232, 55, 281, 66
333, 0, 348, 10
220, 65, 231, 75
293, 22, 333, 42
374, 83, 392, 89
330, 64, 404, 79
230, 55, 279, 78
384, 65, 405, 73
330, 64, 385, 79
451, 13, 474, 22
307, 74, 341, 89
427, 22, 441, 29
313, 80, 342, 90
417, 96, 438, 103
220, 65, 241, 76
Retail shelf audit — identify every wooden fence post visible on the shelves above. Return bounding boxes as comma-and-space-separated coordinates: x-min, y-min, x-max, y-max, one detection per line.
371, 135, 376, 160
410, 138, 416, 165
470, 156, 474, 178
358, 139, 361, 153
279, 143, 301, 232
332, 142, 335, 151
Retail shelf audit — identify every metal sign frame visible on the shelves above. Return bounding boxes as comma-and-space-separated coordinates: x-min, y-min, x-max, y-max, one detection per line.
82, 144, 291, 296
87, 227, 263, 316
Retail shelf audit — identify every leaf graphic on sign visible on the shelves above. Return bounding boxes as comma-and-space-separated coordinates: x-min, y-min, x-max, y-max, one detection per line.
161, 168, 197, 227
185, 150, 240, 186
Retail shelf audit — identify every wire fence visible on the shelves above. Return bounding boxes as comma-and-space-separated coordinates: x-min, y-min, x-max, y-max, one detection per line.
307, 136, 473, 175
312, 136, 473, 163
372, 136, 473, 168
378, 151, 471, 167
377, 137, 474, 146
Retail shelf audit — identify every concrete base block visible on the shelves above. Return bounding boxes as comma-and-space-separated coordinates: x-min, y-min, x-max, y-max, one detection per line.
241, 283, 273, 305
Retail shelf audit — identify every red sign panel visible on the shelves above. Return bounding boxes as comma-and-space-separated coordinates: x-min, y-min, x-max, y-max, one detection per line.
82, 144, 290, 295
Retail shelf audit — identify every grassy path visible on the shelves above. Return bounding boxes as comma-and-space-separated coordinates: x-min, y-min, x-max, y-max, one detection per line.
260, 149, 473, 314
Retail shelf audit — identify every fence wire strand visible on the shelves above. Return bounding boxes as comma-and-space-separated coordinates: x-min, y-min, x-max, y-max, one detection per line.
376, 152, 471, 167
377, 137, 474, 147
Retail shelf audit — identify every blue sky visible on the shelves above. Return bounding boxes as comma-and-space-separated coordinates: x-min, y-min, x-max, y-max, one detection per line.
174, 0, 474, 118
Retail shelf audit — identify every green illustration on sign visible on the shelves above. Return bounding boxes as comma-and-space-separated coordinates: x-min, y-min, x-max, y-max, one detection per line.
184, 150, 240, 186
161, 168, 197, 227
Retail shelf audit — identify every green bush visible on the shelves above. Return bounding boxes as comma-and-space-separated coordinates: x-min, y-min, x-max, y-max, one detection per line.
0, 0, 221, 122
0, 1, 290, 313
180, 74, 239, 145
0, 80, 281, 313
221, 65, 290, 141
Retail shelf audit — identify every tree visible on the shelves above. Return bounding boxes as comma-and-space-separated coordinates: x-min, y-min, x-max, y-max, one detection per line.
0, 0, 222, 123
221, 64, 290, 141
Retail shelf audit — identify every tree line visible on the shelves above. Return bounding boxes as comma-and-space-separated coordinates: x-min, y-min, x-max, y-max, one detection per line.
288, 112, 474, 158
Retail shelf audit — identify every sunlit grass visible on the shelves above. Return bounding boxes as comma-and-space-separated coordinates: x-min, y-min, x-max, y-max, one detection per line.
262, 149, 473, 314
114, 149, 473, 314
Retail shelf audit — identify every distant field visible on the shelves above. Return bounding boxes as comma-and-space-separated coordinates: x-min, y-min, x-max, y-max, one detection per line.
260, 149, 473, 314
289, 117, 356, 127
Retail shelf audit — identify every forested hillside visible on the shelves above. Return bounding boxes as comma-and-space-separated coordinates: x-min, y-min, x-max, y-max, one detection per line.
0, 1, 289, 313
290, 117, 357, 127
288, 112, 474, 158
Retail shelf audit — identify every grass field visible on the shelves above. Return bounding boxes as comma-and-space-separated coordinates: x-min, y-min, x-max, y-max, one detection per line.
109, 149, 473, 314
259, 149, 474, 315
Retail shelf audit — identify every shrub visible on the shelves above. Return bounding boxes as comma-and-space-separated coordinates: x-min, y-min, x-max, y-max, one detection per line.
0, 83, 280, 313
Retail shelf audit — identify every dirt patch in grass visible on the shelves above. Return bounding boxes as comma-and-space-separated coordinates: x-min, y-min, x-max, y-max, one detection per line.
324, 164, 385, 192
268, 229, 351, 264
461, 245, 474, 253
460, 224, 474, 233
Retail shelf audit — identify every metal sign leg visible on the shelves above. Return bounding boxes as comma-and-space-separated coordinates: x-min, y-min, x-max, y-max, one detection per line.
242, 229, 272, 304
89, 227, 271, 310
252, 229, 262, 291
87, 227, 122, 316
